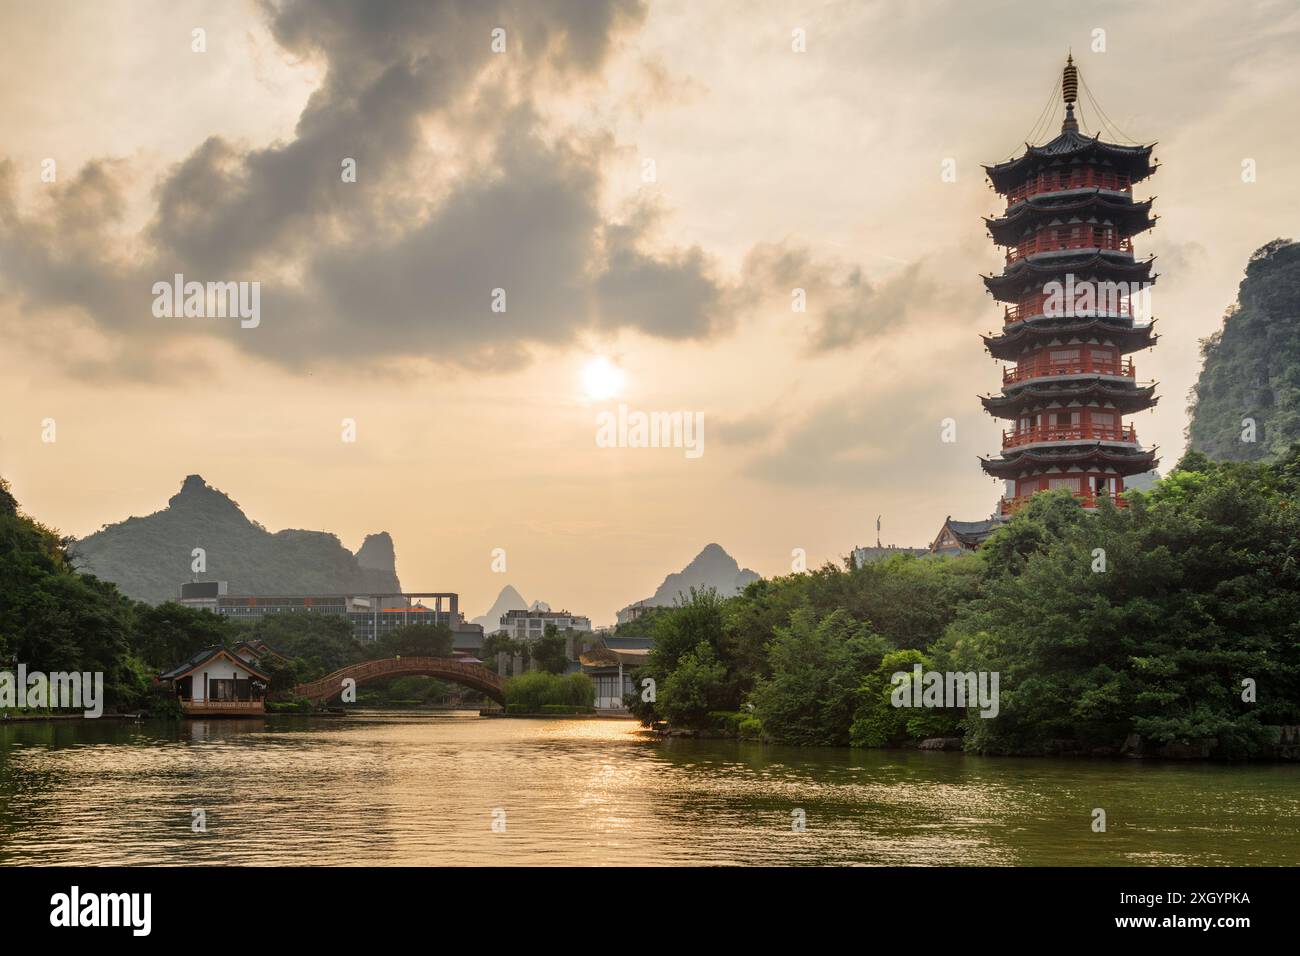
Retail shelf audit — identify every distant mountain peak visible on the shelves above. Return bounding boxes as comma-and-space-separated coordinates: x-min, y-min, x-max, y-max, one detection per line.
75, 476, 400, 604
167, 474, 244, 516
618, 544, 759, 622
356, 532, 396, 570
471, 584, 530, 633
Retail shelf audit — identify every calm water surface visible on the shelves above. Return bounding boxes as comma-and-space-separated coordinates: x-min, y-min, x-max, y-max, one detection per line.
1, 713, 1297, 866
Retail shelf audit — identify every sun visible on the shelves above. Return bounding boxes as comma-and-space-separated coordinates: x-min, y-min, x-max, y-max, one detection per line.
580, 356, 625, 401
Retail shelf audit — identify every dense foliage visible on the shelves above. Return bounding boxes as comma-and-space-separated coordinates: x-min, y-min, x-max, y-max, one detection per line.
629, 449, 1300, 756
503, 671, 594, 713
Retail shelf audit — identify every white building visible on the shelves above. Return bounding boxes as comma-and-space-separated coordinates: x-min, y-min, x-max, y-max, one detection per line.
496, 608, 592, 641
159, 646, 269, 716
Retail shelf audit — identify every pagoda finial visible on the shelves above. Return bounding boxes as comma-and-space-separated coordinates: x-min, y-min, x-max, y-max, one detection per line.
1061, 53, 1079, 132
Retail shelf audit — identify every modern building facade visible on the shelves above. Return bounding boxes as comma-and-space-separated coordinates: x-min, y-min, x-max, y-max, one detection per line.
178, 583, 484, 650
495, 608, 592, 641
980, 56, 1159, 514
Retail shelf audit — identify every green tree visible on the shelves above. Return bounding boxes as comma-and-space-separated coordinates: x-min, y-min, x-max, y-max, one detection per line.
529, 624, 569, 674
132, 601, 236, 670
658, 642, 728, 729
749, 608, 889, 746
247, 613, 363, 679
372, 622, 455, 660
849, 649, 958, 747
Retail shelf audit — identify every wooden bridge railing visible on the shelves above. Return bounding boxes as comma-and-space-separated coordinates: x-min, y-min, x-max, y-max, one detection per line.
292, 656, 506, 704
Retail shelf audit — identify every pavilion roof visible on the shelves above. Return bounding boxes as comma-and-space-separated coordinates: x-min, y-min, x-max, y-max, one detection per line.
160, 646, 271, 682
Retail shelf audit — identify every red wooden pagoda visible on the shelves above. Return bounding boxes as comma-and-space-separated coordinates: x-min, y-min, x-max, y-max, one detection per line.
980, 55, 1159, 515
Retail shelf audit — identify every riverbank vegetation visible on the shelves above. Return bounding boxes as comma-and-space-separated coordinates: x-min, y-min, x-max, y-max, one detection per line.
627, 448, 1300, 757
503, 671, 594, 714
6, 447, 1300, 746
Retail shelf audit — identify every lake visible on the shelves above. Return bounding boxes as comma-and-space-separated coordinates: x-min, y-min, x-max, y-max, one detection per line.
2, 712, 1297, 866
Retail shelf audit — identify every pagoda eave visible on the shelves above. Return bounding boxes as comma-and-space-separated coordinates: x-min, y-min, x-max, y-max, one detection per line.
983, 254, 1156, 301
986, 197, 1155, 244
980, 383, 1159, 419
979, 446, 1159, 479
984, 129, 1156, 193
984, 318, 1157, 360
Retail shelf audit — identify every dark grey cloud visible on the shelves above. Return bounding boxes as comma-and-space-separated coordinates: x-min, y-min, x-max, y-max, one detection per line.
0, 0, 919, 378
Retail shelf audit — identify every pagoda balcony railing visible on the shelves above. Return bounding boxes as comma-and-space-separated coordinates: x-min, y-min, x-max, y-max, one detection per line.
1003, 357, 1135, 385
1005, 170, 1133, 207
1007, 231, 1133, 263
1004, 299, 1135, 324
180, 698, 266, 715
999, 491, 1131, 515
1002, 423, 1137, 449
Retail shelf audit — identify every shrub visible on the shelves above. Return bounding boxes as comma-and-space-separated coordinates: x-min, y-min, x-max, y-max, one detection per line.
504, 671, 594, 712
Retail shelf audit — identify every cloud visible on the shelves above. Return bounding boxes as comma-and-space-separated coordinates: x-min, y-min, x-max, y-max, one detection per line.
2, 0, 745, 376
743, 376, 986, 490
0, 0, 930, 381
734, 241, 934, 353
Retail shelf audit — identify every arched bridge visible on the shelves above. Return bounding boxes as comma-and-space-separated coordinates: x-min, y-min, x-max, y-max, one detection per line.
293, 657, 506, 705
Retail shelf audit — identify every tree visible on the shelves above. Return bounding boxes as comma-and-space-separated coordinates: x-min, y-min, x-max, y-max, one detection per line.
132, 601, 236, 670
247, 613, 363, 679
530, 623, 569, 674
849, 649, 959, 747
749, 608, 888, 746
372, 623, 455, 660
658, 642, 728, 729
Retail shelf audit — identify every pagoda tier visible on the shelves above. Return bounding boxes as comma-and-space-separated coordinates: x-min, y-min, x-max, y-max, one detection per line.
981, 380, 1159, 419
984, 128, 1155, 195
986, 194, 1155, 246
983, 253, 1154, 303
984, 317, 1157, 361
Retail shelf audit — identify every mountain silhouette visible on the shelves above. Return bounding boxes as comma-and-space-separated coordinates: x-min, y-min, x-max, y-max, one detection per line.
73, 474, 401, 604
618, 543, 759, 621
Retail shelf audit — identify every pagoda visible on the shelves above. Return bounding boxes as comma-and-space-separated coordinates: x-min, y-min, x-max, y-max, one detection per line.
979, 55, 1159, 515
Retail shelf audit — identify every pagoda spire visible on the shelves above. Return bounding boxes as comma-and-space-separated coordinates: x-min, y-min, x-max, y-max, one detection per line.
1061, 53, 1079, 132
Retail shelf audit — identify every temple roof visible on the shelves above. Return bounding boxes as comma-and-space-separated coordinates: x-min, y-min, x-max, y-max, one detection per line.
984, 318, 1157, 360
945, 517, 1002, 546
980, 445, 1159, 479
986, 195, 1155, 245
980, 381, 1159, 419
983, 254, 1155, 302
159, 645, 271, 682
985, 129, 1156, 193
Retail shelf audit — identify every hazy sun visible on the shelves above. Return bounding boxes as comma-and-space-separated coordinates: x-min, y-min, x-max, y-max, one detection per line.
580, 356, 625, 400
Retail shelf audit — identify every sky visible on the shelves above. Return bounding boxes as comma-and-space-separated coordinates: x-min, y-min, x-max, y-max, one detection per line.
1, 0, 1298, 625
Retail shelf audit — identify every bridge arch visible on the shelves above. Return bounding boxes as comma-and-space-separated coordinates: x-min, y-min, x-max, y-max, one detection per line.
292, 657, 505, 705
